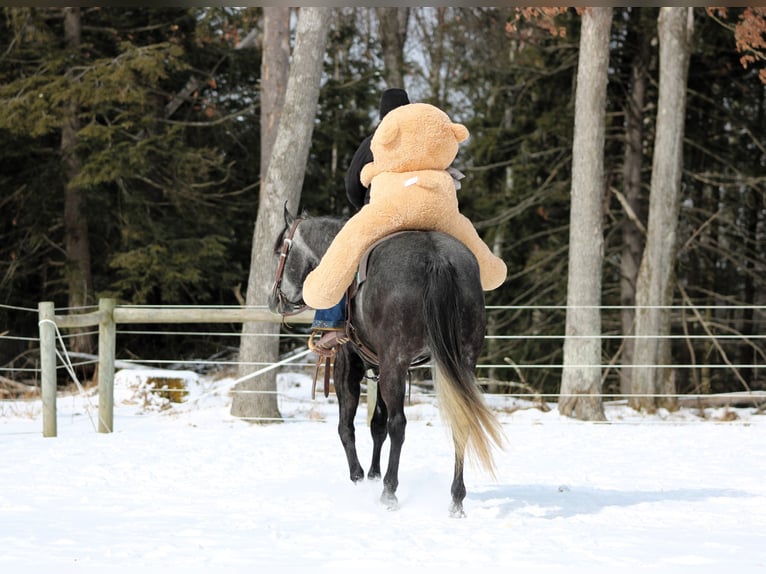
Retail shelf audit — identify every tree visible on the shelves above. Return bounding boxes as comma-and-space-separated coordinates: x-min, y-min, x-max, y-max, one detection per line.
559, 7, 613, 421
708, 7, 766, 84
260, 7, 291, 184
376, 8, 409, 88
631, 8, 694, 412
232, 7, 332, 421
61, 7, 94, 354
0, 8, 265, 371
457, 8, 578, 394
1, 8, 763, 401
617, 8, 652, 396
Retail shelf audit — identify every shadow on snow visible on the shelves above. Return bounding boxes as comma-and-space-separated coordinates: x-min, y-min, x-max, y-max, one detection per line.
468, 484, 749, 520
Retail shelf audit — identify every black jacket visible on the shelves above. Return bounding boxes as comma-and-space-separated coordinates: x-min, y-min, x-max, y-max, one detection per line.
344, 88, 409, 212
344, 134, 373, 211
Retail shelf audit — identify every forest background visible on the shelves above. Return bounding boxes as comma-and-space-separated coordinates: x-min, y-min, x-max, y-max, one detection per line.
1, 7, 764, 409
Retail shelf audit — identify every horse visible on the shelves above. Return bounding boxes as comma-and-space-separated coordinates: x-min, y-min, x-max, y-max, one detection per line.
268, 206, 504, 517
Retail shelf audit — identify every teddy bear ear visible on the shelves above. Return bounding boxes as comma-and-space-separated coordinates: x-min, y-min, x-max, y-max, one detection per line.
375, 120, 400, 148
452, 123, 469, 143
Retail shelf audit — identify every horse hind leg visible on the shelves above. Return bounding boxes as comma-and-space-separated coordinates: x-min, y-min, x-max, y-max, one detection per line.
333, 348, 365, 482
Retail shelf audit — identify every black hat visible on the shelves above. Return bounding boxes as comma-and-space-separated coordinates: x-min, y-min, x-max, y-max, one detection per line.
379, 88, 410, 119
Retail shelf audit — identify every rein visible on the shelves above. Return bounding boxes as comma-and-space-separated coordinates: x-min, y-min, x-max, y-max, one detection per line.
271, 216, 307, 317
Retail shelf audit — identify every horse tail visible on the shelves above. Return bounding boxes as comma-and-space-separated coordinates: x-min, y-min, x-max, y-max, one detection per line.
422, 254, 505, 477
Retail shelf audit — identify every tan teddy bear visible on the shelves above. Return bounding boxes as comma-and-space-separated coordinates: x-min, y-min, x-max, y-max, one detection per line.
302, 102, 507, 310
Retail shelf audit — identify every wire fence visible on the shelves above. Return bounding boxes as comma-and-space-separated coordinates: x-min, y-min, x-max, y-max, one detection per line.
1, 302, 765, 431
2, 302, 765, 385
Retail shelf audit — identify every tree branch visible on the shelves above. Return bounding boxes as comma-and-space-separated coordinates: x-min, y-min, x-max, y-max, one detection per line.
677, 281, 752, 393
610, 186, 646, 235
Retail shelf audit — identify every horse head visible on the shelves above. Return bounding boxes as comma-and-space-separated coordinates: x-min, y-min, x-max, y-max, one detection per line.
268, 205, 343, 316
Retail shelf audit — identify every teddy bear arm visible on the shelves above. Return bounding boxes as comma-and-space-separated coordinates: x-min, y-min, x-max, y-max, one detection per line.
302, 209, 403, 309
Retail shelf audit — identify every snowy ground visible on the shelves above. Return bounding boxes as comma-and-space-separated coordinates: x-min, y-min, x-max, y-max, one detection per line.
2, 366, 765, 573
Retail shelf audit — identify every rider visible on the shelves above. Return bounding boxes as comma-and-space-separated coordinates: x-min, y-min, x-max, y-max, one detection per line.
345, 87, 410, 211
310, 88, 410, 354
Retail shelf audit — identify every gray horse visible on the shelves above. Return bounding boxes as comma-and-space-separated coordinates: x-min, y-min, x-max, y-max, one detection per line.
269, 207, 504, 517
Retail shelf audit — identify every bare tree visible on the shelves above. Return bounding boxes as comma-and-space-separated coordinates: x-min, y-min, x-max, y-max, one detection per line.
376, 7, 409, 88
619, 9, 651, 396
631, 8, 694, 413
260, 7, 291, 184
559, 7, 613, 421
232, 7, 332, 421
61, 7, 94, 354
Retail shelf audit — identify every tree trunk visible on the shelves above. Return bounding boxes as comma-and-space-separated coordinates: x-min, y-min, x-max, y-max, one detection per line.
485, 225, 506, 391
61, 7, 94, 354
260, 7, 291, 185
631, 8, 694, 413
376, 7, 409, 88
232, 7, 331, 421
739, 83, 765, 387
559, 7, 613, 421
427, 8, 447, 105
620, 11, 650, 396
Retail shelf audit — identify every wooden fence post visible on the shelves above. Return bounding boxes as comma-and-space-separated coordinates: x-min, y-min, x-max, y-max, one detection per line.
97, 298, 116, 433
38, 301, 57, 438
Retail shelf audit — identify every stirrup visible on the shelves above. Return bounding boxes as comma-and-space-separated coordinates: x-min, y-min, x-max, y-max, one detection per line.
308, 329, 348, 400
308, 328, 349, 359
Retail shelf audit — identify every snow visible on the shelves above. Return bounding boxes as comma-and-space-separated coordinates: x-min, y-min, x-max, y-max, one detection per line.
2, 367, 765, 573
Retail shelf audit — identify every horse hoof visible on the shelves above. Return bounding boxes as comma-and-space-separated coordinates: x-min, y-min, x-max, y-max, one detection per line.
350, 468, 364, 483
449, 503, 466, 518
367, 470, 381, 481
381, 492, 399, 511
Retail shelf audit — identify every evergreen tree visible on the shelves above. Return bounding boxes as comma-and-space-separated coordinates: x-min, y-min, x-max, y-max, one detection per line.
0, 7, 261, 367
1, 8, 763, 399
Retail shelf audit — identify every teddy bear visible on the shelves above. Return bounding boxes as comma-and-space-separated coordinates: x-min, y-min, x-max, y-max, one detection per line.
302, 102, 508, 310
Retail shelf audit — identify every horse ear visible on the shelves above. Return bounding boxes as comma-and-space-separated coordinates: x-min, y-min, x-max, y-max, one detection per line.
283, 201, 295, 226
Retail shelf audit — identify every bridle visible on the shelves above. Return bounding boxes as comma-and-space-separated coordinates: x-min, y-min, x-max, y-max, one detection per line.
271, 215, 308, 317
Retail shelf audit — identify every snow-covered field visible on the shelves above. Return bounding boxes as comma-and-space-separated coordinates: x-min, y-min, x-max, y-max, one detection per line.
2, 367, 765, 573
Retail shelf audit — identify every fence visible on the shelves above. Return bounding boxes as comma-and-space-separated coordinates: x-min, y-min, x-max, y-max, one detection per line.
0, 299, 764, 437
35, 299, 313, 437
